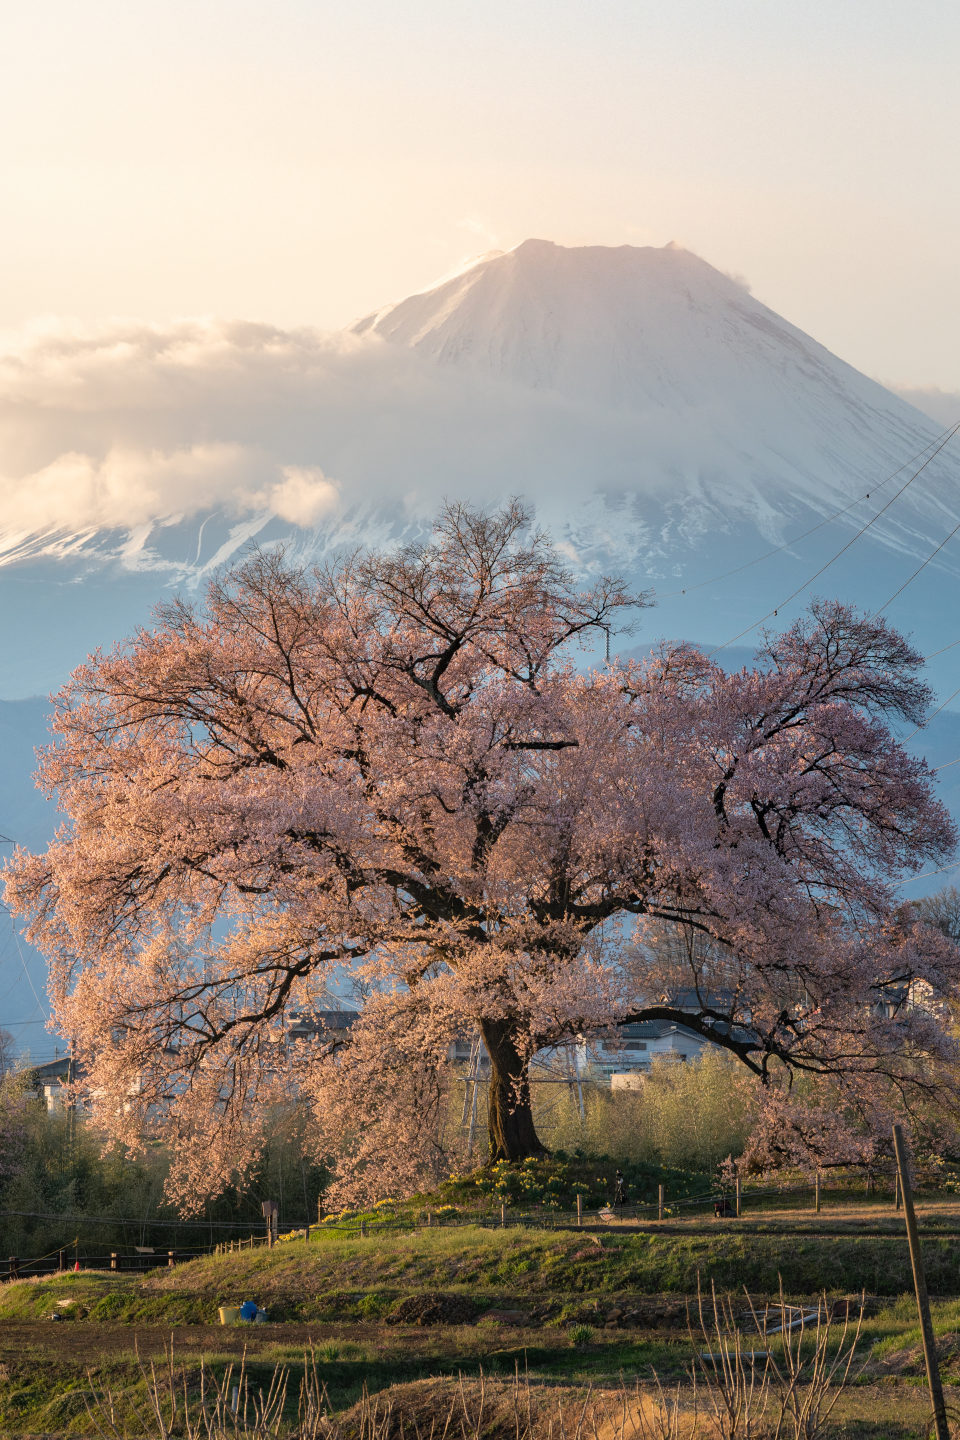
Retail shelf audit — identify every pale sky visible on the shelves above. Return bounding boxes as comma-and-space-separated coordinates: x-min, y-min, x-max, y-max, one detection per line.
1, 0, 959, 387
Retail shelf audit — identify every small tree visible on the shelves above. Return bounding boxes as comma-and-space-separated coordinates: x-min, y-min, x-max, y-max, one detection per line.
5, 502, 959, 1205
914, 885, 960, 946
0, 1027, 15, 1078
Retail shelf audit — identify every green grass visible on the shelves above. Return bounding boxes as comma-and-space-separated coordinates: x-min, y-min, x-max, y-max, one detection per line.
3, 1223, 960, 1333
0, 1270, 218, 1325
148, 1222, 960, 1306
5, 1217, 960, 1436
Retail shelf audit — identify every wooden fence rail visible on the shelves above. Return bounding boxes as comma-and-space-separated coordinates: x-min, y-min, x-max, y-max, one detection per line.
3, 1174, 952, 1280
3, 1248, 199, 1281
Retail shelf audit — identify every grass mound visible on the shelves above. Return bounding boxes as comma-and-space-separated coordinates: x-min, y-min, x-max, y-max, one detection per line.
335, 1377, 702, 1440
145, 1222, 960, 1304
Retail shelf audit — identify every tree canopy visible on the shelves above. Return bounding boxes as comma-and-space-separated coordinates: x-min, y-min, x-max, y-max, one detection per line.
6, 502, 959, 1205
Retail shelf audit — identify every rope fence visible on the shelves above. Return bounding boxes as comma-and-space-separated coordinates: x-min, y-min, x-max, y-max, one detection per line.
5, 1172, 959, 1278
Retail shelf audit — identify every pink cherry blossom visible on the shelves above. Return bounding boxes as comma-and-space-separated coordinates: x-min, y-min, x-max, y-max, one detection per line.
5, 502, 958, 1207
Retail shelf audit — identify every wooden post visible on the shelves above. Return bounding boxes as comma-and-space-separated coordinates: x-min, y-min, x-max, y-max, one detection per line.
261, 1200, 278, 1247
58, 1249, 65, 1273
576, 1193, 583, 1228
892, 1124, 949, 1440
168, 1250, 176, 1268
360, 1219, 366, 1238
815, 1171, 821, 1214
500, 1202, 506, 1229
658, 1184, 665, 1222
110, 1252, 118, 1272
735, 1175, 741, 1218
8, 1257, 18, 1280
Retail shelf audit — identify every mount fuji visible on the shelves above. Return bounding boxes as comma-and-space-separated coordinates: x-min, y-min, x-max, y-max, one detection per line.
1, 237, 957, 692
2, 238, 959, 1044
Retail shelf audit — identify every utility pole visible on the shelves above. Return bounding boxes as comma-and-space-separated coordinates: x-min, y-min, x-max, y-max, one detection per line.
892, 1124, 949, 1440
565, 1042, 585, 1120
465, 1035, 481, 1162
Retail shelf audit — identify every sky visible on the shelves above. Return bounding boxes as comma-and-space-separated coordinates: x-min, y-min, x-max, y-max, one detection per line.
2, 0, 960, 391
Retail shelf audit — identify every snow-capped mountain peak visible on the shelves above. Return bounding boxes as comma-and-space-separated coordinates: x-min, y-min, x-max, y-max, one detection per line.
0, 238, 956, 701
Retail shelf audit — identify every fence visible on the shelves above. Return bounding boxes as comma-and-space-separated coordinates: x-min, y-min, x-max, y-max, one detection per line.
311, 1172, 954, 1239
3, 1246, 203, 1281
214, 1234, 273, 1256
4, 1173, 954, 1278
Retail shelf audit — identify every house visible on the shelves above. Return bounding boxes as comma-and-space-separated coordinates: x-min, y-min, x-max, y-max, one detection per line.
285, 1003, 722, 1086
287, 1010, 359, 1044
579, 1018, 710, 1081
27, 1055, 84, 1113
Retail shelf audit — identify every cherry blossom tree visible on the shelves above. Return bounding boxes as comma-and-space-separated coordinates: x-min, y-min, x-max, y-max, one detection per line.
5, 501, 959, 1205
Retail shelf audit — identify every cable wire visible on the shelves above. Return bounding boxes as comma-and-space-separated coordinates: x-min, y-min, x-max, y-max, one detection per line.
708, 422, 960, 656
898, 859, 960, 886
872, 510, 960, 617
653, 422, 960, 601
903, 682, 960, 742
1, 900, 49, 1021
926, 637, 960, 662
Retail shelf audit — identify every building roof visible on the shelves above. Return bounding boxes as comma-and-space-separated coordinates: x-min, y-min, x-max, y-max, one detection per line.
28, 1056, 82, 1085
616, 1019, 701, 1041
288, 1010, 359, 1034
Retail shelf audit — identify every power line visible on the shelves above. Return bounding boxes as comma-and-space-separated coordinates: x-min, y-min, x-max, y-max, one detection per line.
0, 1208, 265, 1230
898, 859, 960, 886
0, 901, 49, 1022
872, 510, 960, 617
903, 682, 960, 742
653, 422, 960, 602
708, 423, 960, 657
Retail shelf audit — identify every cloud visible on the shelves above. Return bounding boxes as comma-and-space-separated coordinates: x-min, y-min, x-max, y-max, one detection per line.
261, 467, 339, 527
0, 316, 670, 578
888, 385, 960, 428
0, 443, 266, 536
0, 307, 951, 598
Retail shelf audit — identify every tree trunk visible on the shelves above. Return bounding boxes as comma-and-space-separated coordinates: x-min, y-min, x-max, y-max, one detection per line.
479, 1019, 548, 1162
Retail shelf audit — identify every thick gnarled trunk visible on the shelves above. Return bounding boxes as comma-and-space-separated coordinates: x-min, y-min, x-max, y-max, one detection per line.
480, 1018, 548, 1162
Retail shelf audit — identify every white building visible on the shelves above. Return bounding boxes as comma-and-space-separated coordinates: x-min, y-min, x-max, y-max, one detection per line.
578, 1018, 710, 1082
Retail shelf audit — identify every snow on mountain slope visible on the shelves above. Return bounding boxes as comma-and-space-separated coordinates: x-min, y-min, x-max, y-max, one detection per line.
0, 240, 953, 584
0, 240, 956, 704
354, 239, 954, 543
355, 239, 862, 413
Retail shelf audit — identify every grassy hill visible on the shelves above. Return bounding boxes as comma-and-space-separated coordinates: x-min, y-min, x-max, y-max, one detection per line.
3, 1214, 960, 1437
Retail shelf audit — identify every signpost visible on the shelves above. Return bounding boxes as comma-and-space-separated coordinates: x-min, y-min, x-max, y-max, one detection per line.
261, 1200, 278, 1247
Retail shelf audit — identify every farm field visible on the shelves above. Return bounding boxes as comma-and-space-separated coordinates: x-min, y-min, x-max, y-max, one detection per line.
4, 1205, 960, 1437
